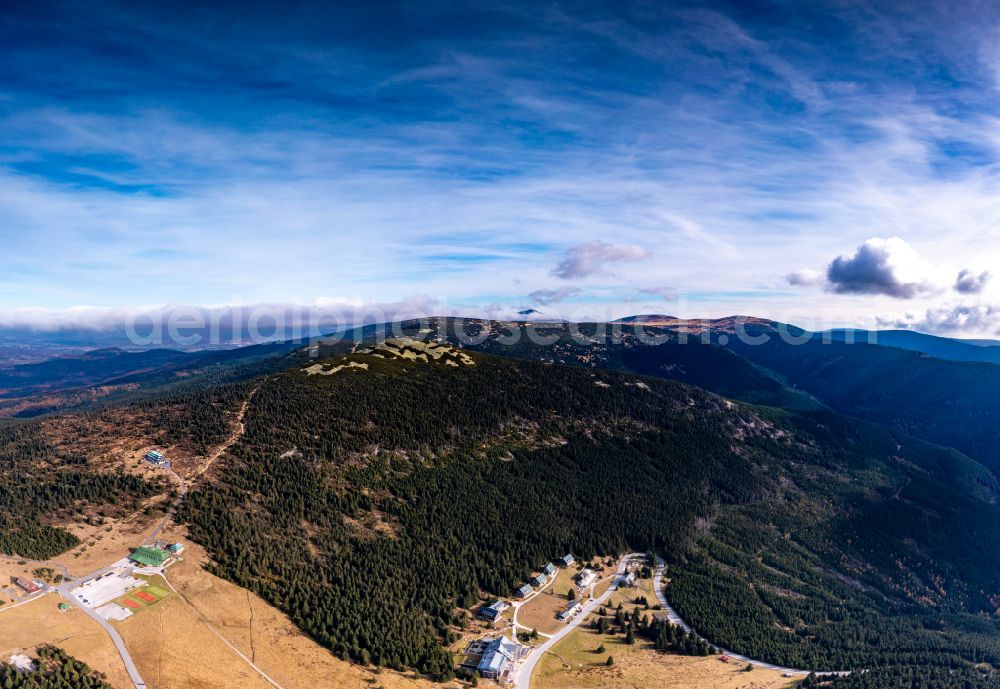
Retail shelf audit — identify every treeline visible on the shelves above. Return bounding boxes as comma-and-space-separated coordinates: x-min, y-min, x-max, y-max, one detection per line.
819, 666, 1000, 689
0, 469, 156, 559
0, 645, 112, 689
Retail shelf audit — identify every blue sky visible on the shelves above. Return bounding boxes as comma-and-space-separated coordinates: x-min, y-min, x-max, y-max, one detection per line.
4, 0, 1000, 333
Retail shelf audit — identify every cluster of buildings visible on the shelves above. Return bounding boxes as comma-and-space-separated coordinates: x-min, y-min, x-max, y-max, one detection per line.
516, 554, 575, 598
462, 552, 608, 681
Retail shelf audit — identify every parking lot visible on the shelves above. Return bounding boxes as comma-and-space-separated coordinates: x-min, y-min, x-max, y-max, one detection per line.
72, 568, 145, 609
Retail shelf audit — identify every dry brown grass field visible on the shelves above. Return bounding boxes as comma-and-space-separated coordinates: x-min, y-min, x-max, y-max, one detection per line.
517, 566, 581, 636
518, 591, 571, 636
0, 595, 133, 689
0, 558, 46, 605
532, 612, 799, 689
115, 592, 279, 689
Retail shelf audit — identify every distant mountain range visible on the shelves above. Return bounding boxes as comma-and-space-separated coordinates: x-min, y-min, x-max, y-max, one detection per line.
822, 328, 1000, 362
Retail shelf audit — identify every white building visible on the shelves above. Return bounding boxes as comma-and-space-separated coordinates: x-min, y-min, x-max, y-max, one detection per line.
477, 637, 525, 680
574, 568, 598, 589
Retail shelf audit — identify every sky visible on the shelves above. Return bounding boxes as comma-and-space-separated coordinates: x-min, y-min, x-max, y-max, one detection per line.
4, 0, 1000, 335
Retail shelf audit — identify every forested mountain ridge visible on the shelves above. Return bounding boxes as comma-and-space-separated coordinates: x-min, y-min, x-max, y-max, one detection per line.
309, 317, 825, 411
348, 317, 1000, 478
7, 320, 1000, 687
174, 343, 1000, 686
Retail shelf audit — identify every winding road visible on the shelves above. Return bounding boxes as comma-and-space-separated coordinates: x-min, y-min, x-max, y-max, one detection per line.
517, 553, 848, 689
650, 557, 848, 677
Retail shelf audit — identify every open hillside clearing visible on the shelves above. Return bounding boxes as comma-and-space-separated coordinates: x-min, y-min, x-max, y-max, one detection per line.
517, 564, 602, 636
49, 508, 164, 578
0, 594, 133, 689
531, 610, 798, 689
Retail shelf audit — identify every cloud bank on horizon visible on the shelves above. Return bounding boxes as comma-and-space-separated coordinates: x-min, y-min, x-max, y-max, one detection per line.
3, 0, 1000, 335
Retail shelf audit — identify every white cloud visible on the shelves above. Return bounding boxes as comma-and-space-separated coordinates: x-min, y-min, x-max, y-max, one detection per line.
638, 286, 678, 300
551, 241, 651, 279
4, 5, 1000, 333
0, 298, 444, 337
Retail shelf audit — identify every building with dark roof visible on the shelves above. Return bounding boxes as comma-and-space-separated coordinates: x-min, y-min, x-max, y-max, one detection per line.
478, 599, 509, 621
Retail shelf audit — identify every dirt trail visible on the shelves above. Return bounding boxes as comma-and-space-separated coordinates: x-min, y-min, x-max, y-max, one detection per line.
190, 385, 260, 481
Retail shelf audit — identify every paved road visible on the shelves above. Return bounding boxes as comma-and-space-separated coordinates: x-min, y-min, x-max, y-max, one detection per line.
515, 554, 637, 689
517, 553, 849, 689
57, 572, 148, 689
510, 569, 558, 638
651, 557, 849, 677
0, 589, 49, 613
